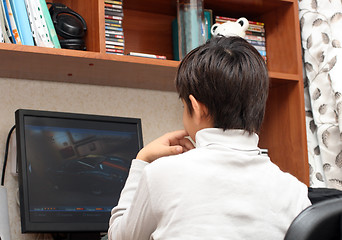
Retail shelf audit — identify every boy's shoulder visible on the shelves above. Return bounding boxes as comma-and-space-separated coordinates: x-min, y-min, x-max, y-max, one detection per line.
146, 148, 201, 174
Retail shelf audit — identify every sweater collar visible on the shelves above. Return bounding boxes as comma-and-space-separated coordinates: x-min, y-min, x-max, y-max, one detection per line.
195, 128, 260, 153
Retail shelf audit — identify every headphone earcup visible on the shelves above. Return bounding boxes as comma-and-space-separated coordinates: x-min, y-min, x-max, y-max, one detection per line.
49, 2, 87, 50
55, 14, 85, 39
59, 39, 85, 50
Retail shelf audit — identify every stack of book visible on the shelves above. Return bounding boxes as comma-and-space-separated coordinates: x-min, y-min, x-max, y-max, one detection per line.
215, 16, 266, 62
104, 0, 124, 55
0, 0, 60, 48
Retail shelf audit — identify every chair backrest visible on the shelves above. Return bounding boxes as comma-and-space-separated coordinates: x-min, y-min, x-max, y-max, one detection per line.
284, 198, 342, 240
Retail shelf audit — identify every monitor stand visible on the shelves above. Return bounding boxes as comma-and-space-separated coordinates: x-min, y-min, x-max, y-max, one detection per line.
51, 232, 102, 240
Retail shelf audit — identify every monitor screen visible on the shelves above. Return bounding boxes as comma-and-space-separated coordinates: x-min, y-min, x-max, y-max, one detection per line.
15, 109, 143, 234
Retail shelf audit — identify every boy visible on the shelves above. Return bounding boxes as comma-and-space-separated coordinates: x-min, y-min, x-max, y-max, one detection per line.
108, 36, 311, 239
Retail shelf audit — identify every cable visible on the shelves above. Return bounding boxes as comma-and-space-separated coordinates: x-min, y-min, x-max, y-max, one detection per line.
1, 125, 16, 186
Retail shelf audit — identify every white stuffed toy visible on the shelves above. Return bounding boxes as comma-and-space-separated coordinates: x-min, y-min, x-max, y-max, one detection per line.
211, 17, 249, 38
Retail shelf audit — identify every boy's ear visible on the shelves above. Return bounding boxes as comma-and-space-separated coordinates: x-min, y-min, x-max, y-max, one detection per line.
189, 95, 209, 122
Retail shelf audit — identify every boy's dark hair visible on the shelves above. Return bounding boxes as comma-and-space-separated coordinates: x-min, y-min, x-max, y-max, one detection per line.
175, 36, 269, 134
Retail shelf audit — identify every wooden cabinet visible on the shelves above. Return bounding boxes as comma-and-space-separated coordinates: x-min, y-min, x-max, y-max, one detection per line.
0, 0, 309, 184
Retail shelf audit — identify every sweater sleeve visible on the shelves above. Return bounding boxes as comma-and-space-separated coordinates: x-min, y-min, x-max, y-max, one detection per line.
108, 159, 157, 240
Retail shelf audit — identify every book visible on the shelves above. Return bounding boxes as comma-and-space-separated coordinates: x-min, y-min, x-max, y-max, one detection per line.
0, 22, 3, 42
248, 25, 265, 33
5, 0, 21, 43
244, 34, 265, 42
128, 51, 166, 60
258, 50, 266, 56
0, 5, 4, 42
2, 0, 15, 42
39, 0, 60, 48
204, 9, 212, 40
25, 0, 54, 47
0, 0, 13, 43
246, 39, 265, 46
215, 16, 265, 26
172, 18, 178, 60
215, 16, 266, 34
245, 30, 265, 37
9, 0, 34, 45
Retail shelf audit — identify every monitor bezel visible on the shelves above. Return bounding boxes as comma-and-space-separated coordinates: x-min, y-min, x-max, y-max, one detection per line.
15, 109, 143, 233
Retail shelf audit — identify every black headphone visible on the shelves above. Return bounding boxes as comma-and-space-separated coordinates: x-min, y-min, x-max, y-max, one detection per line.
48, 2, 87, 50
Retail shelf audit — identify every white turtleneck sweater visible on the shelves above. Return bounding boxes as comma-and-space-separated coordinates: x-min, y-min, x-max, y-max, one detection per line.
108, 128, 311, 240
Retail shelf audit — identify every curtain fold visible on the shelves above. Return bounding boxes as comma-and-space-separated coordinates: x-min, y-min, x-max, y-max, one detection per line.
299, 0, 342, 190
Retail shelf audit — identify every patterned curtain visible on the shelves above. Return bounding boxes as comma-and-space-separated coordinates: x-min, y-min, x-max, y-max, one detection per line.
298, 0, 342, 189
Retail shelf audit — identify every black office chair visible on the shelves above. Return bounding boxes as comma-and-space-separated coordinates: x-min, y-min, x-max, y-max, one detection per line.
284, 188, 342, 240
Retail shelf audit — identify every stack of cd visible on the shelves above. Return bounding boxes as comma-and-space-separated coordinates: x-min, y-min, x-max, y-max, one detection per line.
104, 0, 124, 55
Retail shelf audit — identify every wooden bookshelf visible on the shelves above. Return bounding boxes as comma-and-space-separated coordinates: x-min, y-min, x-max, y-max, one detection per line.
0, 0, 309, 184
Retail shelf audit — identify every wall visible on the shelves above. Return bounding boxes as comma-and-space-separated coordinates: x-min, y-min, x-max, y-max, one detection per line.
0, 77, 183, 240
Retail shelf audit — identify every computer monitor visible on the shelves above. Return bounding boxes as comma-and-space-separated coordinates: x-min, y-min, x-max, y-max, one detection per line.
15, 109, 143, 237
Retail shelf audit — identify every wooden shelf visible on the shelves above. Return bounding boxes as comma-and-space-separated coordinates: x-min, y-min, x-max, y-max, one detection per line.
0, 43, 178, 91
0, 0, 309, 184
0, 43, 304, 91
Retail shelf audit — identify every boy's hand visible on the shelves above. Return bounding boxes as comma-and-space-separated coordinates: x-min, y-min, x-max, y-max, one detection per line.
136, 130, 195, 163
